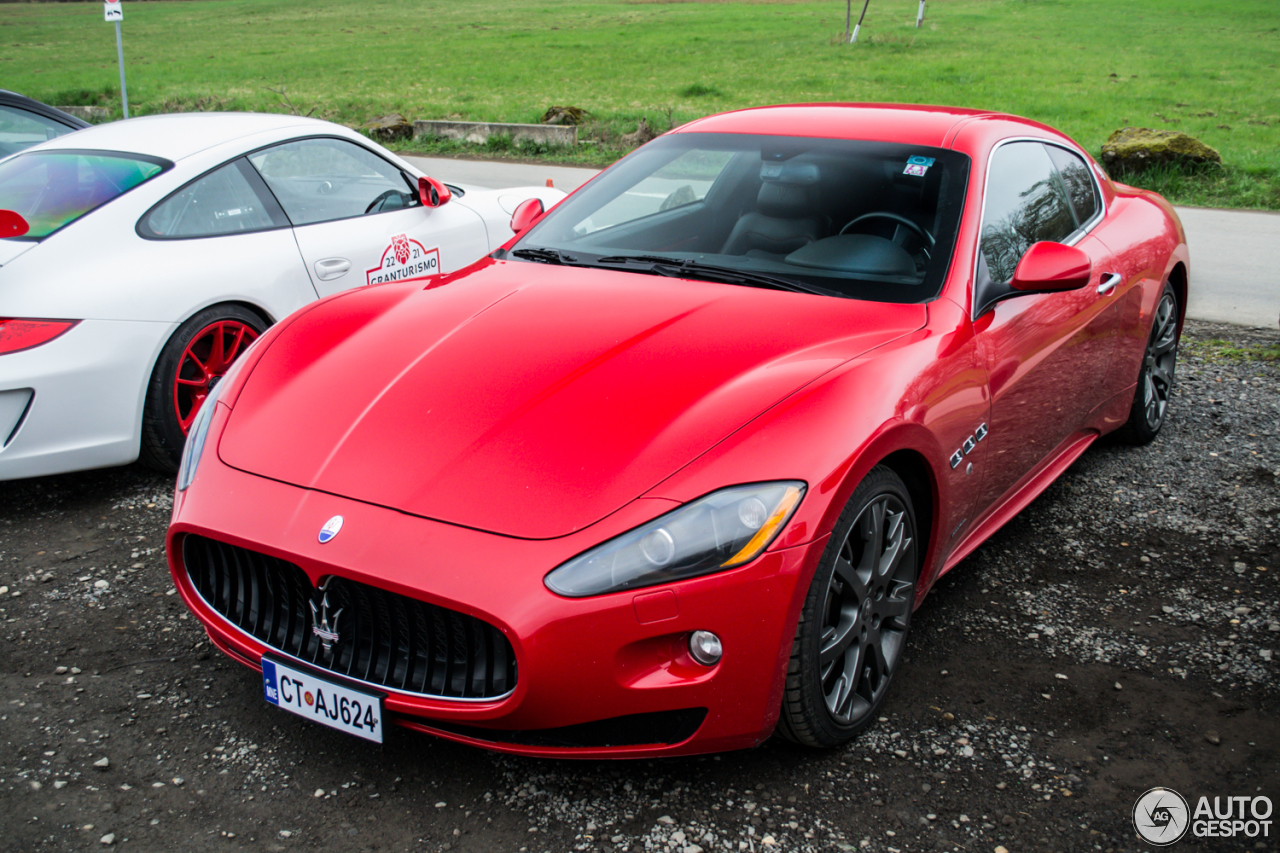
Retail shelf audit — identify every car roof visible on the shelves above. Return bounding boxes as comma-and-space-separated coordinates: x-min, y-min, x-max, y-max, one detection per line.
676, 103, 1039, 148
0, 89, 91, 130
31, 112, 342, 161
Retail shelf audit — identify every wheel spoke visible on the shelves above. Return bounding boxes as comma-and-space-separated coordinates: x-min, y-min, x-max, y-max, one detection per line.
876, 509, 901, 575
212, 325, 232, 370
858, 638, 890, 699
858, 499, 886, 572
1149, 363, 1172, 392
181, 351, 210, 382
881, 588, 912, 626
819, 614, 859, 669
832, 555, 863, 594
825, 671, 854, 718
824, 637, 861, 718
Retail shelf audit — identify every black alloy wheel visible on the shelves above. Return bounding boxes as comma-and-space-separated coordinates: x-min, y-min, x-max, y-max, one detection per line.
1116, 282, 1179, 445
778, 465, 919, 747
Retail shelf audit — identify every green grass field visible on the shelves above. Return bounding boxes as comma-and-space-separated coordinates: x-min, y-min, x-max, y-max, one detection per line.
3, 0, 1278, 208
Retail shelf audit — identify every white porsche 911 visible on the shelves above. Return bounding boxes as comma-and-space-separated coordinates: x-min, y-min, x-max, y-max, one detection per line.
0, 112, 563, 479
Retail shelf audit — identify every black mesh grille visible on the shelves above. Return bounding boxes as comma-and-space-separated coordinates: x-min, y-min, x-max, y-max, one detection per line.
183, 534, 517, 700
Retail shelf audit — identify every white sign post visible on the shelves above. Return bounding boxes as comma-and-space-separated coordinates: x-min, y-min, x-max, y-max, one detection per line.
104, 0, 129, 119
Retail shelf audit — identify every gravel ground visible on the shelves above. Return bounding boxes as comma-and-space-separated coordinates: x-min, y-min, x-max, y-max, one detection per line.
0, 319, 1276, 853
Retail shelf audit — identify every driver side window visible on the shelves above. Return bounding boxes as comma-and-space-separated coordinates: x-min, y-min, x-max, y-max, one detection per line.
980, 142, 1076, 284
248, 137, 416, 226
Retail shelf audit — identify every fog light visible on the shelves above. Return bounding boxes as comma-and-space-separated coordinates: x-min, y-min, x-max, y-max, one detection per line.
688, 630, 723, 666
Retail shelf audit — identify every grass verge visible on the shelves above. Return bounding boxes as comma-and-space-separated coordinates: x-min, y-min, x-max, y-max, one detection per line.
4, 0, 1277, 208
1185, 339, 1280, 363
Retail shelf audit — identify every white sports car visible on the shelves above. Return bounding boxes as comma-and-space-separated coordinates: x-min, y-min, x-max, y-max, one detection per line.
0, 113, 563, 479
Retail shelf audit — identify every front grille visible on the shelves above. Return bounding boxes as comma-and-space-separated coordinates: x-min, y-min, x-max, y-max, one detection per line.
183, 535, 517, 700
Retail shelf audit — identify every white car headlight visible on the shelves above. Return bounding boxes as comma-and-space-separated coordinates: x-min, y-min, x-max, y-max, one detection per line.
545, 482, 805, 597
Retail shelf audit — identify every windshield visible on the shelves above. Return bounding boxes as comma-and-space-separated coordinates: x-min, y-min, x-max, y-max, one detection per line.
0, 149, 168, 240
510, 132, 969, 303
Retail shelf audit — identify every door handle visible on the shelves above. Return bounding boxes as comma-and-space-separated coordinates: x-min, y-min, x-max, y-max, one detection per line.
314, 257, 351, 282
1097, 272, 1123, 295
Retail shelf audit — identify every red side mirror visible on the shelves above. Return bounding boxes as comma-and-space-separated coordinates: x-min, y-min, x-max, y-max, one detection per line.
0, 209, 30, 238
1011, 241, 1091, 292
418, 176, 452, 209
509, 198, 545, 236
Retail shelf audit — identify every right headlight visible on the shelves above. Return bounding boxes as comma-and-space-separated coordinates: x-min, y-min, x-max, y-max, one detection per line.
545, 481, 806, 597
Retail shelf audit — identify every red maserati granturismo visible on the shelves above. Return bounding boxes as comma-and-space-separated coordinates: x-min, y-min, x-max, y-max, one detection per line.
167, 104, 1187, 758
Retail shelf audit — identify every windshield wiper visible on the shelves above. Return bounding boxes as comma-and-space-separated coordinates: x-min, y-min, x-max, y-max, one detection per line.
510, 247, 579, 265
595, 254, 687, 266
595, 254, 828, 295
658, 261, 833, 295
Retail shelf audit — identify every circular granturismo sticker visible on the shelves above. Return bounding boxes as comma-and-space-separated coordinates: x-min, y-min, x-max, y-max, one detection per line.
366, 234, 439, 286
1134, 787, 1190, 845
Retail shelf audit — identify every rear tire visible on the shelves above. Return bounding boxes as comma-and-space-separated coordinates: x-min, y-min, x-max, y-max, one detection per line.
1114, 282, 1179, 445
777, 465, 919, 748
139, 305, 266, 473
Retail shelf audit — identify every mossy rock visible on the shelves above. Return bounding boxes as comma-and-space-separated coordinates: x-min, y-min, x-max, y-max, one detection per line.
362, 113, 413, 143
1101, 127, 1221, 174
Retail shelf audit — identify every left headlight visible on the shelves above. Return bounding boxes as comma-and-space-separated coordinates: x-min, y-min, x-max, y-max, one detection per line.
176, 332, 265, 491
545, 481, 805, 597
175, 377, 223, 492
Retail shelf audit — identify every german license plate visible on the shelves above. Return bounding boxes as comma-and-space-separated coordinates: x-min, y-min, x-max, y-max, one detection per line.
262, 657, 384, 744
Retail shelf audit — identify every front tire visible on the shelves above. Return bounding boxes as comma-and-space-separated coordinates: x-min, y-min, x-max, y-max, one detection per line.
1114, 282, 1179, 445
778, 465, 919, 748
140, 305, 266, 473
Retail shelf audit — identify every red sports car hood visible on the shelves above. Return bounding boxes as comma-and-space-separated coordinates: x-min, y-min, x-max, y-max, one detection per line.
220, 261, 925, 539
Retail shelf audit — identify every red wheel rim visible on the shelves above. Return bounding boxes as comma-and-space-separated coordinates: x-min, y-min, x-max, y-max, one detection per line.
173, 320, 258, 434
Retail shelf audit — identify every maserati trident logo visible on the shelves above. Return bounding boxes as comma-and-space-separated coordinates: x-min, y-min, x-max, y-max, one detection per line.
309, 579, 343, 656
318, 515, 344, 544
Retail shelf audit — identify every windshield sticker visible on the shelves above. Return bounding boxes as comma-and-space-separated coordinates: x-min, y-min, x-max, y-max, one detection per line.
903, 155, 936, 177
367, 234, 440, 285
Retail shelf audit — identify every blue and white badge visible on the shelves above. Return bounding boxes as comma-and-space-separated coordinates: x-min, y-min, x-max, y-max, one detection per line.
262, 658, 280, 703
318, 515, 344, 544
904, 155, 936, 177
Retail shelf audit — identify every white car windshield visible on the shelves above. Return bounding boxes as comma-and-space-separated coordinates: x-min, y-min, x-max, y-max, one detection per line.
509, 132, 969, 303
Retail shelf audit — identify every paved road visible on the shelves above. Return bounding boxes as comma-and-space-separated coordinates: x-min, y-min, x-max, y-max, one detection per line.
1174, 206, 1278, 328
408, 156, 1279, 329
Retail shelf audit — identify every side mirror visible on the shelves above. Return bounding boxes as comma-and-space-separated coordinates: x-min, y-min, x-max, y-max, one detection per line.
509, 197, 545, 236
0, 209, 30, 238
418, 176, 452, 209
1011, 241, 1091, 292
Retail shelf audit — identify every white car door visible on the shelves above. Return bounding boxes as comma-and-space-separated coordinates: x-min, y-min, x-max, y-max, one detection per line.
246, 137, 489, 298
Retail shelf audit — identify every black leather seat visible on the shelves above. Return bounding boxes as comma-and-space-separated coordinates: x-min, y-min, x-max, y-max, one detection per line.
721, 160, 828, 259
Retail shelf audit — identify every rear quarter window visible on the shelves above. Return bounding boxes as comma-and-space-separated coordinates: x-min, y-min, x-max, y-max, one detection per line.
0, 149, 169, 240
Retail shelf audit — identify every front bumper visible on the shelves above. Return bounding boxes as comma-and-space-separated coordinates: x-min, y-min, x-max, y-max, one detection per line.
168, 446, 826, 758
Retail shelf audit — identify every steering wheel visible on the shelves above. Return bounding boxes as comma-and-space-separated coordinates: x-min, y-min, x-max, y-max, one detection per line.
839, 212, 935, 249
364, 189, 402, 214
